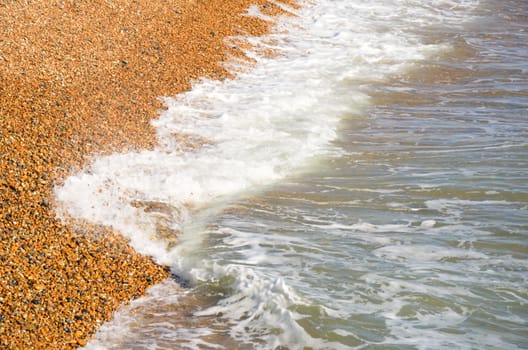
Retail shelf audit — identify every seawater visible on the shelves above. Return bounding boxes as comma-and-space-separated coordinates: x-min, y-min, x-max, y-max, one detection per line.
54, 0, 528, 349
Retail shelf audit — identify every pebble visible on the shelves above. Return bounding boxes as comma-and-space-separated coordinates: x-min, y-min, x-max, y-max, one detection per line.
0, 0, 295, 348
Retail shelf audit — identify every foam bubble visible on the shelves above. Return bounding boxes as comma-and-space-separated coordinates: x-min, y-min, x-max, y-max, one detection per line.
420, 219, 437, 228
373, 244, 488, 262
56, 0, 487, 349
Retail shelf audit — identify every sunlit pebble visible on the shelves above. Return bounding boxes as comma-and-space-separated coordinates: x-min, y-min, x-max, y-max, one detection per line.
0, 0, 294, 348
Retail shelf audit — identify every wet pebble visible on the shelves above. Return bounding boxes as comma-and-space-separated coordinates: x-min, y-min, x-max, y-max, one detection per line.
0, 0, 295, 348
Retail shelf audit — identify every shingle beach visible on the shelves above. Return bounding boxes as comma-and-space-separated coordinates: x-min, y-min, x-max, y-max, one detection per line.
0, 1, 293, 348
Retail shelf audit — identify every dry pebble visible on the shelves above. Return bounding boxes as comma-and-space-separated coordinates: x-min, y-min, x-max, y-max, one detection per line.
0, 0, 295, 348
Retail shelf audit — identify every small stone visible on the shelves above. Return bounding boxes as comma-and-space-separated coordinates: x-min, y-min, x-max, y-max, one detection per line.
0, 0, 291, 348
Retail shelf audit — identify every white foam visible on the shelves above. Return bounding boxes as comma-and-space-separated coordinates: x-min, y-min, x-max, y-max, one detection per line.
373, 244, 488, 262
56, 2, 357, 265
420, 219, 437, 228
55, 0, 470, 264
55, 0, 485, 349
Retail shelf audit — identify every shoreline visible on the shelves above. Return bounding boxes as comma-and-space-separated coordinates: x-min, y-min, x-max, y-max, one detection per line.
0, 1, 294, 348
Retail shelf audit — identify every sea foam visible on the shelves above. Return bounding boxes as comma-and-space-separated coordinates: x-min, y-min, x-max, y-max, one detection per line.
58, 0, 487, 349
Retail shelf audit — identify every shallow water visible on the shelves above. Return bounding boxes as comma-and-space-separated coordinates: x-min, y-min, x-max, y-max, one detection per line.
55, 0, 527, 349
